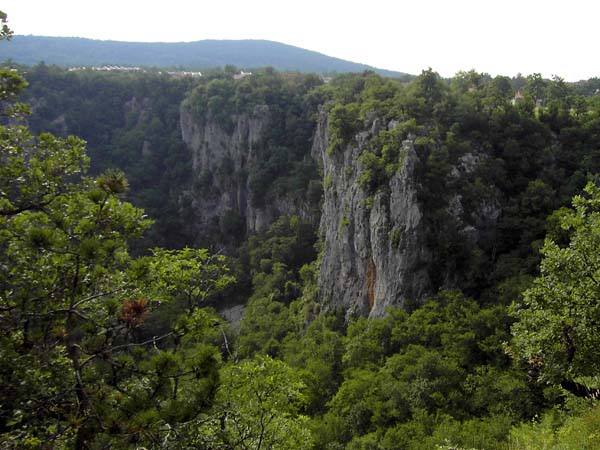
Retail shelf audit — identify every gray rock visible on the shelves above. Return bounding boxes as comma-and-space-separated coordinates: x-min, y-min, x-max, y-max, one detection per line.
313, 111, 431, 318
449, 152, 486, 179
124, 96, 152, 126
180, 103, 315, 239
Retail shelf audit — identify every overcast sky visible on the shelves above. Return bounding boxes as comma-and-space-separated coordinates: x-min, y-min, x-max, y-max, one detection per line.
3, 0, 598, 81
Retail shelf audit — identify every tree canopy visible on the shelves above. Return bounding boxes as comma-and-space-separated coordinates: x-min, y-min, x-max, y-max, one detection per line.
0, 24, 235, 448
512, 182, 600, 398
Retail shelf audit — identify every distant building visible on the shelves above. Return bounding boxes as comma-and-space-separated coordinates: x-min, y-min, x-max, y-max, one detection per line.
167, 71, 202, 78
233, 71, 252, 80
512, 90, 524, 105
67, 66, 201, 78
68, 66, 145, 73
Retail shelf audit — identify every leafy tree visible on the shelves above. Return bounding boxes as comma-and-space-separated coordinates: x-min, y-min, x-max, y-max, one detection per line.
238, 296, 300, 358
149, 247, 235, 313
524, 73, 547, 104
483, 75, 514, 109
242, 215, 316, 304
512, 182, 600, 398
0, 10, 12, 41
0, 121, 229, 449
178, 356, 313, 450
0, 29, 234, 448
327, 102, 361, 153
283, 313, 345, 414
402, 68, 451, 123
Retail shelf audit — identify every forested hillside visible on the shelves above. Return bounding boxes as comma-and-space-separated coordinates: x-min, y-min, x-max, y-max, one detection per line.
3, 12, 600, 448
0, 35, 410, 78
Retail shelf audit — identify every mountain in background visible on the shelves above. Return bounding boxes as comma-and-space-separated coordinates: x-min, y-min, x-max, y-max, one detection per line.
1, 35, 411, 78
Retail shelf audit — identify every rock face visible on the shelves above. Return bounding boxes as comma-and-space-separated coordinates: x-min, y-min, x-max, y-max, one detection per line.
181, 105, 270, 178
124, 96, 152, 127
312, 112, 432, 317
180, 104, 267, 232
180, 101, 502, 318
180, 104, 315, 238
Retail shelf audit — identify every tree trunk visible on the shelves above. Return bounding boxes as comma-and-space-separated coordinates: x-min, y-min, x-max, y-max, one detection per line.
560, 379, 600, 399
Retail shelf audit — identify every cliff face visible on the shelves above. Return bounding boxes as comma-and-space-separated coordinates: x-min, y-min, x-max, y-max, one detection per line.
179, 99, 502, 317
180, 104, 316, 239
312, 113, 432, 317
180, 104, 265, 231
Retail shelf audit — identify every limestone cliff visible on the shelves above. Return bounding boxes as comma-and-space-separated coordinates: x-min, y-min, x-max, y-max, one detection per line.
312, 112, 432, 317
180, 104, 317, 241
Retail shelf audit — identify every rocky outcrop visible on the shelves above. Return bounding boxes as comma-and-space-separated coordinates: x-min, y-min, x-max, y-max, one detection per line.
122, 96, 158, 159
446, 152, 502, 246
49, 114, 68, 136
312, 112, 432, 317
180, 104, 265, 234
180, 104, 315, 237
181, 105, 270, 177
124, 96, 152, 127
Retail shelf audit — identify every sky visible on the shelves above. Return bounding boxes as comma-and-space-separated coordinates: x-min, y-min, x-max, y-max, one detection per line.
3, 0, 598, 81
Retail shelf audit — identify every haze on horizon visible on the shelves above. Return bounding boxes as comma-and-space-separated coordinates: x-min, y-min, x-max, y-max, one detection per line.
3, 0, 598, 82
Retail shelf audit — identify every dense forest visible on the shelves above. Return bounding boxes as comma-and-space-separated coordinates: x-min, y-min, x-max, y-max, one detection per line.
3, 10, 600, 449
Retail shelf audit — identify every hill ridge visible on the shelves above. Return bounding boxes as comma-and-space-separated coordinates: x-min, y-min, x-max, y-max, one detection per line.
0, 35, 410, 78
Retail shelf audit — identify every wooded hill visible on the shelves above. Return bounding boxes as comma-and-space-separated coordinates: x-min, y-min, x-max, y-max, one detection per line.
0, 35, 411, 78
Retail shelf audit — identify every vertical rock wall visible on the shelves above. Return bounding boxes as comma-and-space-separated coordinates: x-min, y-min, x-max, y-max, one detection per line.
180, 104, 319, 240
180, 105, 270, 232
312, 112, 432, 317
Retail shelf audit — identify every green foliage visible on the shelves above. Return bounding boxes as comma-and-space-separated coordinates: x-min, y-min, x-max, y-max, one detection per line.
21, 64, 198, 249
427, 415, 514, 450
247, 146, 303, 207
179, 356, 313, 450
401, 68, 451, 122
0, 152, 231, 446
509, 402, 600, 450
343, 311, 403, 371
339, 215, 350, 229
244, 215, 317, 303
327, 102, 361, 153
356, 121, 409, 194
0, 59, 235, 448
283, 313, 345, 414
219, 208, 245, 241
0, 10, 12, 41
358, 150, 385, 192
238, 296, 301, 358
390, 227, 403, 249
306, 291, 541, 450
236, 215, 317, 358
512, 182, 600, 388
0, 129, 89, 212
149, 247, 235, 311
358, 74, 401, 118
524, 73, 548, 104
